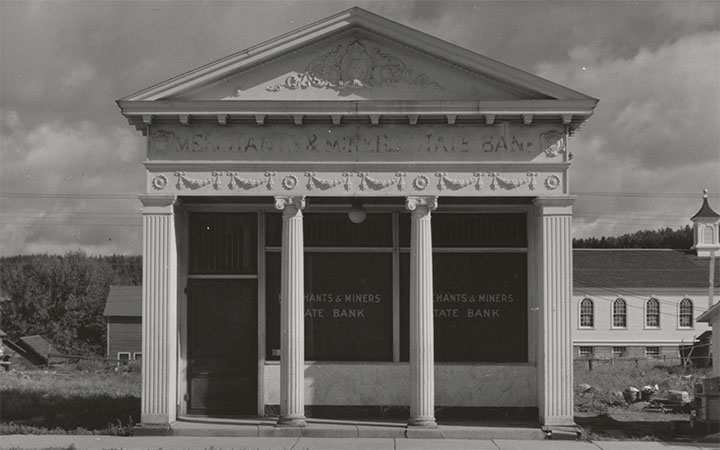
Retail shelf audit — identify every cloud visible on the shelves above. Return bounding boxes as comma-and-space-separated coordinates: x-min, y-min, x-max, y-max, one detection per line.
541, 30, 720, 238
0, 113, 145, 255
538, 29, 719, 165
1, 1, 719, 254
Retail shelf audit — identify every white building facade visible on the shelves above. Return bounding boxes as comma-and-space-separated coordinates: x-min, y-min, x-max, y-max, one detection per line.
118, 8, 597, 431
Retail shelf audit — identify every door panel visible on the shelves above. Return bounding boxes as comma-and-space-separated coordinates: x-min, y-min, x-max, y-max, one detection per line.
187, 279, 257, 415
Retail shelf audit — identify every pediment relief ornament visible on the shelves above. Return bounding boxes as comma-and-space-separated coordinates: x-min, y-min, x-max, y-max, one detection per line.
266, 40, 443, 92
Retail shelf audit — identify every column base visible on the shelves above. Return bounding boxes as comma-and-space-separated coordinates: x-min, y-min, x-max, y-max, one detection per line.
407, 417, 437, 428
542, 425, 580, 440
276, 416, 307, 427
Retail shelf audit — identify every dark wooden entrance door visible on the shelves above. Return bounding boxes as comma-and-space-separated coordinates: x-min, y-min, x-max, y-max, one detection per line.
187, 278, 257, 415
187, 212, 258, 415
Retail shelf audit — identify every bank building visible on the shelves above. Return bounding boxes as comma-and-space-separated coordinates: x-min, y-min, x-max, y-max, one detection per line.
117, 8, 598, 435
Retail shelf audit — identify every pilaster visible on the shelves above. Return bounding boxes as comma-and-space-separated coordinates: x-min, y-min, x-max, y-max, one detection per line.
275, 196, 307, 427
534, 196, 575, 428
406, 196, 438, 428
139, 195, 179, 425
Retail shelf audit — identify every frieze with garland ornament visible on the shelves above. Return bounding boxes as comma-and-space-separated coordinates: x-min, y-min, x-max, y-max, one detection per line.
487, 172, 538, 191
305, 171, 353, 191
153, 171, 561, 193
357, 171, 406, 191
174, 171, 222, 190
266, 40, 443, 93
228, 171, 276, 191
436, 171, 483, 191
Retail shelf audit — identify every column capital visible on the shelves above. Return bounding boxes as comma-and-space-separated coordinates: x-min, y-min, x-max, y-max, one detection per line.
274, 196, 306, 212
405, 196, 438, 213
534, 195, 576, 216
140, 195, 178, 215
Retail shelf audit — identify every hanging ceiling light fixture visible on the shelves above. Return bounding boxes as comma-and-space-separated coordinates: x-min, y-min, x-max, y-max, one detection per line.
348, 200, 367, 224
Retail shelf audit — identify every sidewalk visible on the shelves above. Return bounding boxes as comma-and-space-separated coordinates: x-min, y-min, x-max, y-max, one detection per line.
1, 435, 718, 450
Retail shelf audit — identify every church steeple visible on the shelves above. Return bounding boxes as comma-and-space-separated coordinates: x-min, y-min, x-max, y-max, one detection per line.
691, 189, 720, 257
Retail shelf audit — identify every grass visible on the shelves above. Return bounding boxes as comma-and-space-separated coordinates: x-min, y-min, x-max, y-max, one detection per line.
0, 366, 141, 435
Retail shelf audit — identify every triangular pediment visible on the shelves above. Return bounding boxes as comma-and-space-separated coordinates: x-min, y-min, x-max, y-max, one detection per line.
172, 31, 549, 102
122, 7, 594, 103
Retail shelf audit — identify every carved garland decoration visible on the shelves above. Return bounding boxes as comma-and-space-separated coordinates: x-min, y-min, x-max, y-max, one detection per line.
266, 40, 443, 93
228, 171, 276, 190
358, 171, 406, 191
174, 171, 222, 190
436, 171, 483, 191
305, 171, 352, 191
158, 171, 555, 193
487, 172, 538, 191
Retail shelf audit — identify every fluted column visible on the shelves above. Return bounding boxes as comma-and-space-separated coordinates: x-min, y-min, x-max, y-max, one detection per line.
275, 196, 307, 427
406, 196, 438, 428
140, 195, 178, 425
534, 196, 575, 427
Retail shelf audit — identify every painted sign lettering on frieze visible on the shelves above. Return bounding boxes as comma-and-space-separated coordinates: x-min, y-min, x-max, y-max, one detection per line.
148, 124, 565, 163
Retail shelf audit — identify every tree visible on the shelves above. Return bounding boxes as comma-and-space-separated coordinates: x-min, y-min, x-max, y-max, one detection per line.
573, 225, 693, 249
0, 252, 141, 356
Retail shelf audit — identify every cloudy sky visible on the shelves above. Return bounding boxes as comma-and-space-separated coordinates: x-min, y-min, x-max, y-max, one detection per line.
1, 0, 718, 256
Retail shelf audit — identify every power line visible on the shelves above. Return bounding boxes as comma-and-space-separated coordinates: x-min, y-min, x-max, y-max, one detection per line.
575, 191, 719, 198
0, 193, 137, 199
0, 222, 141, 227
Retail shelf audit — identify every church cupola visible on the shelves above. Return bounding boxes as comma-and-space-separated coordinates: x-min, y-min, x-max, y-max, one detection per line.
691, 189, 720, 257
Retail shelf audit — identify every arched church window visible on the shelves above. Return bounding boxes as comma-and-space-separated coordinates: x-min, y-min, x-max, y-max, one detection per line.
612, 298, 627, 328
580, 298, 594, 328
679, 298, 693, 328
645, 298, 660, 328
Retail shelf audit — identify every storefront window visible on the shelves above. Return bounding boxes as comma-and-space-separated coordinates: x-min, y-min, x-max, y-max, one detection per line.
265, 210, 528, 363
399, 212, 528, 363
400, 252, 528, 362
266, 213, 393, 361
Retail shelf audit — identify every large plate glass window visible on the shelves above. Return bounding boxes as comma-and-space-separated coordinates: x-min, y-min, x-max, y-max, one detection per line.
266, 213, 393, 361
400, 213, 528, 363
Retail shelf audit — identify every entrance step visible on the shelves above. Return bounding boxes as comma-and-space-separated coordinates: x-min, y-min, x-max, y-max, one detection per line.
168, 418, 545, 439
